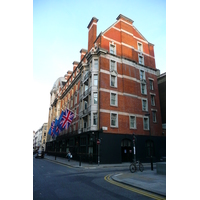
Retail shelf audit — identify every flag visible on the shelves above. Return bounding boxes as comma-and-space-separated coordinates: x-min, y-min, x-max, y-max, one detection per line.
48, 127, 51, 135
53, 118, 60, 136
55, 111, 64, 136
51, 120, 55, 137
59, 108, 74, 131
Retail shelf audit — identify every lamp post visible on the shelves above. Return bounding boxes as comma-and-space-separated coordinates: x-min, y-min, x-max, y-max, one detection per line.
132, 133, 136, 164
145, 113, 153, 170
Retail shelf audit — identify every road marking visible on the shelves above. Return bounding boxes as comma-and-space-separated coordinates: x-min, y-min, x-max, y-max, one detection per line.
45, 159, 72, 168
114, 173, 122, 177
104, 174, 166, 200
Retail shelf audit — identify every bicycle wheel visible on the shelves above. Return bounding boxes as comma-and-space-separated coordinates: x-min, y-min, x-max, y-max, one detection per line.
129, 163, 136, 173
139, 163, 144, 172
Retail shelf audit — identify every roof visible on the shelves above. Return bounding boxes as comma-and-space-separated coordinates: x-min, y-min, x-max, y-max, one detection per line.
51, 77, 66, 93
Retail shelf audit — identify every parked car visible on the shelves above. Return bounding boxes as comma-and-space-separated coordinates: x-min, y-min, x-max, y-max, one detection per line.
35, 150, 44, 158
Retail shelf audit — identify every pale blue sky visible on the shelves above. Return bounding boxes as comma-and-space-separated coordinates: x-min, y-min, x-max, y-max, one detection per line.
33, 0, 166, 130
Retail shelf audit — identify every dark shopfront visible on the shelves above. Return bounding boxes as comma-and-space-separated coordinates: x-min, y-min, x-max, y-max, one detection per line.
46, 131, 166, 164
46, 131, 100, 163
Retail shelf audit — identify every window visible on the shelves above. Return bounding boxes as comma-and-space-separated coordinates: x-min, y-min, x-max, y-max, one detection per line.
110, 93, 117, 106
93, 113, 97, 125
142, 99, 147, 111
111, 113, 118, 127
141, 83, 147, 94
139, 55, 144, 65
85, 85, 88, 92
110, 74, 117, 87
74, 108, 76, 118
110, 43, 116, 54
152, 111, 157, 122
71, 99, 73, 108
149, 80, 154, 90
84, 119, 87, 129
94, 92, 98, 104
94, 59, 98, 70
84, 101, 87, 109
88, 114, 91, 127
151, 95, 155, 106
138, 42, 143, 52
143, 117, 149, 130
75, 95, 77, 104
140, 70, 145, 80
130, 116, 136, 129
110, 60, 116, 71
94, 74, 98, 86
43, 139, 45, 144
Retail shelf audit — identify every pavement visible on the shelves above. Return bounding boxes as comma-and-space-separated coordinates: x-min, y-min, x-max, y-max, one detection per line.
38, 154, 166, 197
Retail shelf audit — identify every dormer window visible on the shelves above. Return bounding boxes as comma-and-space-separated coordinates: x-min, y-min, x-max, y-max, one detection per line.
137, 42, 143, 52
110, 43, 116, 55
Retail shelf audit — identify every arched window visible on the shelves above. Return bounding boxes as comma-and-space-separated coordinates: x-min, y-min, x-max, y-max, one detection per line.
121, 139, 131, 147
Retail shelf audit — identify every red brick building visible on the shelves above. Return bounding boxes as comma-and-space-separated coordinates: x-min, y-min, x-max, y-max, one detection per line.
46, 14, 166, 164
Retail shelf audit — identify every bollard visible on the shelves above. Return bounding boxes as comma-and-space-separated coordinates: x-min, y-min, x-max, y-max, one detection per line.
79, 155, 81, 166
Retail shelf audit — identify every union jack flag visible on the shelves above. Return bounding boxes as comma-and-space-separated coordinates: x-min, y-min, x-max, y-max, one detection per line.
51, 120, 55, 137
53, 119, 59, 136
59, 109, 74, 131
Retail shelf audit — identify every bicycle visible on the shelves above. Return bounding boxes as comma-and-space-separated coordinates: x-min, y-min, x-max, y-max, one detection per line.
129, 160, 144, 173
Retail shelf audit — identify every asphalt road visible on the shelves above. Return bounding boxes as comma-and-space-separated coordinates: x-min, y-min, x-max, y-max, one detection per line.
33, 156, 154, 200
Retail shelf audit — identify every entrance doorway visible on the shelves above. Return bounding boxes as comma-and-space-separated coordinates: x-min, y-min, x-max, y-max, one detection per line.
121, 139, 132, 162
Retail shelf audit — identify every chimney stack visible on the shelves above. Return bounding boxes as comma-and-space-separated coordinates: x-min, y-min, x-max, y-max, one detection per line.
87, 17, 98, 52
80, 49, 87, 61
72, 61, 79, 72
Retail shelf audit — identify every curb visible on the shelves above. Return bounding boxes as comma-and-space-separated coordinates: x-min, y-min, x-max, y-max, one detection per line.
111, 174, 166, 197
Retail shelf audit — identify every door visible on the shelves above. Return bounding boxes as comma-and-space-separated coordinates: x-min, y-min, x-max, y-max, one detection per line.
121, 139, 132, 162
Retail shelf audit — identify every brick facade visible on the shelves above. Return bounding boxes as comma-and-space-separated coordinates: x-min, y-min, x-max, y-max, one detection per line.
46, 14, 165, 163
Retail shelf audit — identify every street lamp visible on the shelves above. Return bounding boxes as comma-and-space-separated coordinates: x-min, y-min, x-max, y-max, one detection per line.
132, 133, 136, 164
145, 113, 153, 170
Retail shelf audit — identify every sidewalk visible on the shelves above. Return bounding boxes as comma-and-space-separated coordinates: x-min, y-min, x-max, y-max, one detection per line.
41, 154, 166, 197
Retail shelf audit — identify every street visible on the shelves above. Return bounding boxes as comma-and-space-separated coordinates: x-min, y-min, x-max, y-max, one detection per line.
33, 156, 156, 200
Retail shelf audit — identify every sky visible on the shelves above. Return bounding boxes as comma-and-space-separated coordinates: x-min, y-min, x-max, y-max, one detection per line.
33, 0, 166, 132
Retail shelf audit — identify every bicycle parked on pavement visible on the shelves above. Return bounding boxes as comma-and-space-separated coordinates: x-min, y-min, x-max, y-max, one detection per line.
129, 160, 144, 173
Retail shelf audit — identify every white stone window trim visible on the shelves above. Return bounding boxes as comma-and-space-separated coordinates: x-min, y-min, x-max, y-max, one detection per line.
110, 71, 118, 88
93, 92, 98, 105
93, 74, 98, 86
143, 116, 149, 130
110, 59, 117, 72
137, 41, 143, 52
109, 41, 116, 55
140, 82, 147, 95
93, 58, 99, 71
149, 79, 154, 90
141, 98, 148, 111
92, 112, 98, 126
152, 111, 157, 123
110, 112, 118, 128
129, 115, 137, 129
138, 54, 144, 65
110, 91, 118, 107
140, 69, 146, 80
150, 94, 156, 106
